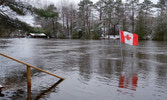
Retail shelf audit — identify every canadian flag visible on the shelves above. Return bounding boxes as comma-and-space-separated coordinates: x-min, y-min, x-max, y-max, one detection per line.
120, 31, 138, 46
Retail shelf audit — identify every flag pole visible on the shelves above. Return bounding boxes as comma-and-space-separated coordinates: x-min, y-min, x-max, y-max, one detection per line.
119, 26, 123, 70
119, 27, 123, 61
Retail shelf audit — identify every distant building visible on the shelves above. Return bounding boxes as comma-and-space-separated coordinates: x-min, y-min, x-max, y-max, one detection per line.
28, 33, 48, 38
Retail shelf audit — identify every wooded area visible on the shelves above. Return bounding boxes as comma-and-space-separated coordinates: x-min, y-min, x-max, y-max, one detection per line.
0, 0, 167, 40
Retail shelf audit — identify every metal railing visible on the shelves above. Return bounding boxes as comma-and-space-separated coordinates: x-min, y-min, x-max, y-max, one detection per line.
0, 53, 65, 100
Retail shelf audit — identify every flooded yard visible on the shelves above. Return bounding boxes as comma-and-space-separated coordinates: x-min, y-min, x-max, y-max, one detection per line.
0, 38, 167, 100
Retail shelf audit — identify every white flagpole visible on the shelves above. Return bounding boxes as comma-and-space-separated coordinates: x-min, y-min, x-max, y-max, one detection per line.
119, 26, 123, 69
119, 27, 123, 61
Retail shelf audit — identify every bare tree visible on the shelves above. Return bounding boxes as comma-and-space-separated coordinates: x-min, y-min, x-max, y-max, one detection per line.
59, 0, 77, 38
78, 0, 93, 38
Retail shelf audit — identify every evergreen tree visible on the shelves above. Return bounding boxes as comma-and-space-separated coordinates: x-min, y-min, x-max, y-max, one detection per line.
126, 0, 139, 33
34, 4, 59, 37
103, 0, 115, 37
0, 0, 33, 28
0, 0, 43, 36
122, 1, 129, 31
78, 0, 93, 39
135, 10, 147, 40
153, 0, 167, 41
141, 0, 153, 36
112, 0, 124, 35
153, 14, 167, 41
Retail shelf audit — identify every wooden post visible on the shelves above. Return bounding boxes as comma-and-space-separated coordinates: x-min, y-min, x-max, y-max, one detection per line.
27, 66, 32, 100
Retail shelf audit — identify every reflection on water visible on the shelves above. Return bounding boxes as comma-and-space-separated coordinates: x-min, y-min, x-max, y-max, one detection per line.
35, 79, 64, 100
0, 38, 167, 100
119, 71, 138, 91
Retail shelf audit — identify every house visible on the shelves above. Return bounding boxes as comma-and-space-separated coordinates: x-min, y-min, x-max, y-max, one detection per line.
28, 33, 48, 38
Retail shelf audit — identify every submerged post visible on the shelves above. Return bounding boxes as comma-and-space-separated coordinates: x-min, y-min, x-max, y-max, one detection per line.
27, 66, 32, 100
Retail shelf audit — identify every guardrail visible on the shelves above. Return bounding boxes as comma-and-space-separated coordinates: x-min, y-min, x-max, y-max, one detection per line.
0, 53, 65, 100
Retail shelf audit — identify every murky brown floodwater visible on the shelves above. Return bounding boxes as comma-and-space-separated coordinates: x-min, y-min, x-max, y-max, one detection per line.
0, 38, 167, 100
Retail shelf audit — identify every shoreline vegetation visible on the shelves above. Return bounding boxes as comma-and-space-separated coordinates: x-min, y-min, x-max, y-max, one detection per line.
0, 0, 167, 41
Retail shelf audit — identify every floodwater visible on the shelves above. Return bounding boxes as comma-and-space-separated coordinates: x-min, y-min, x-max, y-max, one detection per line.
0, 38, 167, 100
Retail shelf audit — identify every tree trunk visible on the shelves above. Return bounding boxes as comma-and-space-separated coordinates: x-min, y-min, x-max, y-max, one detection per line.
132, 2, 135, 33
62, 13, 65, 34
52, 18, 55, 35
132, 10, 135, 33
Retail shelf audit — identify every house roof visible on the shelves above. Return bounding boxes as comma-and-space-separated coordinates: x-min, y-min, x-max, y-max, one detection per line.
29, 33, 46, 36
